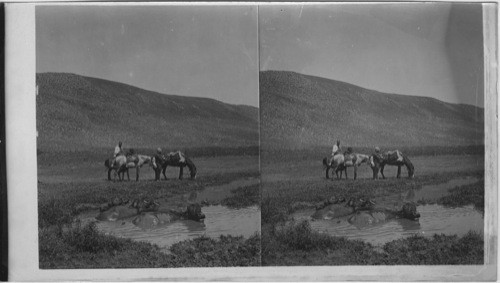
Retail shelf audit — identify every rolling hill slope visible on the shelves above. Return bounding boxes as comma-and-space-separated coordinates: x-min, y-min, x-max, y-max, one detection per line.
36, 73, 259, 151
260, 71, 484, 150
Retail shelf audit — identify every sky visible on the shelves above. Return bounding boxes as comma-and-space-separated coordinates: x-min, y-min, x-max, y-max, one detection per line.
36, 5, 259, 107
260, 3, 484, 107
37, 4, 484, 108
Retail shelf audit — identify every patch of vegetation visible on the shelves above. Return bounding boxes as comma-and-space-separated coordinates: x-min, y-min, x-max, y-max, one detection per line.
438, 180, 485, 213
169, 234, 261, 267
262, 221, 483, 266
221, 184, 261, 208
382, 231, 483, 265
40, 222, 260, 269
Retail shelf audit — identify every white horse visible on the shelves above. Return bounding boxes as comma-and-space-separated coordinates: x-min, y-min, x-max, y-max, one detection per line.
105, 154, 153, 181
323, 153, 345, 180
336, 153, 371, 180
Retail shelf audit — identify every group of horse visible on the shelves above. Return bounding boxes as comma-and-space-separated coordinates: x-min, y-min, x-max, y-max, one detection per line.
323, 149, 415, 180
104, 151, 197, 181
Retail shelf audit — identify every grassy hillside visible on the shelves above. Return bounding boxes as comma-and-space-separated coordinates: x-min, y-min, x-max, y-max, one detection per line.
36, 73, 259, 152
260, 71, 484, 150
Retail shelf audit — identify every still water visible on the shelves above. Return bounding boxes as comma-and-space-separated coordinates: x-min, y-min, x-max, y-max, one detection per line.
293, 178, 483, 246
80, 205, 260, 250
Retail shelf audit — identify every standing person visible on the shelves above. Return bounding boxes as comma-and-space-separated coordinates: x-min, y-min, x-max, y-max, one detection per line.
114, 141, 123, 157
153, 148, 164, 181
331, 140, 341, 156
373, 146, 384, 162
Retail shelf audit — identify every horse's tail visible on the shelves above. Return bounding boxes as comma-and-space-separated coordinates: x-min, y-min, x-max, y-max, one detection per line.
403, 155, 415, 178
104, 159, 111, 169
322, 157, 328, 168
185, 157, 197, 179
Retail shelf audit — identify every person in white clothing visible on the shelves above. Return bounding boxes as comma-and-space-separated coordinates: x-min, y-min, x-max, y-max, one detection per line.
331, 140, 341, 156
114, 141, 123, 157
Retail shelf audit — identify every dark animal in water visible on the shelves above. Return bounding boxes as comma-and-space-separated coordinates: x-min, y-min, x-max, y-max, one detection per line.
347, 202, 420, 228
132, 203, 206, 228
312, 197, 374, 219
96, 198, 159, 221
313, 195, 420, 226
152, 151, 197, 180
369, 150, 415, 179
97, 198, 205, 224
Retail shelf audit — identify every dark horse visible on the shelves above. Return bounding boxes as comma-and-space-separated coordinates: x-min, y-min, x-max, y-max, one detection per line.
369, 150, 415, 179
152, 151, 197, 181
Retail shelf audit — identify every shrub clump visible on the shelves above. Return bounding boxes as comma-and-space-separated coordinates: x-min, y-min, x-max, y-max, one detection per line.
382, 231, 484, 265
168, 234, 261, 267
438, 181, 484, 213
221, 184, 260, 208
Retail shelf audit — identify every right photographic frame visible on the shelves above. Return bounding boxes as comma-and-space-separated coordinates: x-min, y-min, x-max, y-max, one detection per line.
259, 2, 497, 275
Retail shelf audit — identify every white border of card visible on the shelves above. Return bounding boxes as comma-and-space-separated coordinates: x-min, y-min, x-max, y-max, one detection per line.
6, 2, 498, 281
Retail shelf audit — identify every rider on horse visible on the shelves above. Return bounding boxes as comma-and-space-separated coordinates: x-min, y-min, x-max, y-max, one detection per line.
114, 141, 124, 157
332, 140, 341, 157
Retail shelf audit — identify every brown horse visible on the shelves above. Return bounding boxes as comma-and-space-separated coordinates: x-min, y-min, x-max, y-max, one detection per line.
335, 153, 371, 180
369, 150, 415, 179
152, 151, 197, 180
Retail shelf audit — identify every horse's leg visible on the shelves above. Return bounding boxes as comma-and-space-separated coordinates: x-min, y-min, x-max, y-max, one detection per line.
179, 166, 184, 180
136, 167, 140, 181
334, 166, 340, 180
354, 166, 357, 180
326, 166, 330, 179
154, 168, 159, 181
162, 166, 168, 180
108, 169, 112, 181
380, 165, 386, 179
372, 166, 379, 180
397, 166, 401, 178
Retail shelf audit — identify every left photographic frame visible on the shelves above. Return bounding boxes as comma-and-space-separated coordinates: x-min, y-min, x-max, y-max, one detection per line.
8, 3, 261, 281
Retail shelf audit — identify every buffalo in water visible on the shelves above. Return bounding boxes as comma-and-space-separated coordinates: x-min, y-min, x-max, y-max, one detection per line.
312, 196, 420, 226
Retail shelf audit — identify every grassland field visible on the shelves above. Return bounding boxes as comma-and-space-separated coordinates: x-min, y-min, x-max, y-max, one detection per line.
38, 148, 260, 268
38, 145, 486, 267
